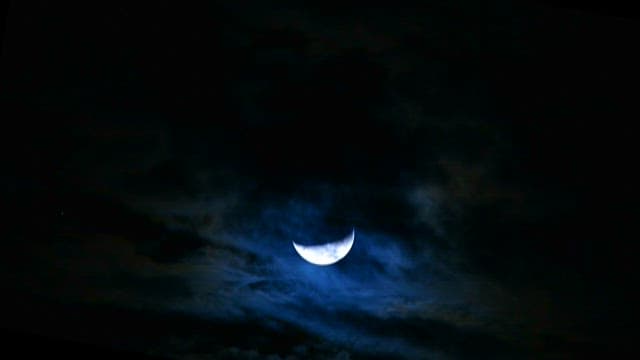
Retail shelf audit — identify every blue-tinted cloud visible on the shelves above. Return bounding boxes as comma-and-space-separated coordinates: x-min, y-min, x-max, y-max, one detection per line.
148, 188, 521, 358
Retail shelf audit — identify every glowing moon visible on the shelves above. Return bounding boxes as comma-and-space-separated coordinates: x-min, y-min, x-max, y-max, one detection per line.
292, 229, 355, 266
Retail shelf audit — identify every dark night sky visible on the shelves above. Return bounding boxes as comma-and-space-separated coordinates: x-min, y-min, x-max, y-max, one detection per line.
1, 1, 638, 359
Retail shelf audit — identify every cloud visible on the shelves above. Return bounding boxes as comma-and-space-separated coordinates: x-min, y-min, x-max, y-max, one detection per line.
131, 186, 529, 358
13, 229, 198, 308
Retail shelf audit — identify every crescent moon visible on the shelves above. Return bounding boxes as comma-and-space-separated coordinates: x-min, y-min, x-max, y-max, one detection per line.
292, 229, 355, 266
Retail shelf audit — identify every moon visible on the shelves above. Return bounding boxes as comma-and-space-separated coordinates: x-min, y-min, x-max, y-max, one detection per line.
292, 229, 355, 266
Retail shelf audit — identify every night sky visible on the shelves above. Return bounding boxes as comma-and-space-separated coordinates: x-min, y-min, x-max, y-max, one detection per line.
1, 1, 638, 359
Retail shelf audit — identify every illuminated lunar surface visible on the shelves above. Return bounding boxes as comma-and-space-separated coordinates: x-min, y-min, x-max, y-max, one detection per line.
292, 229, 355, 266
